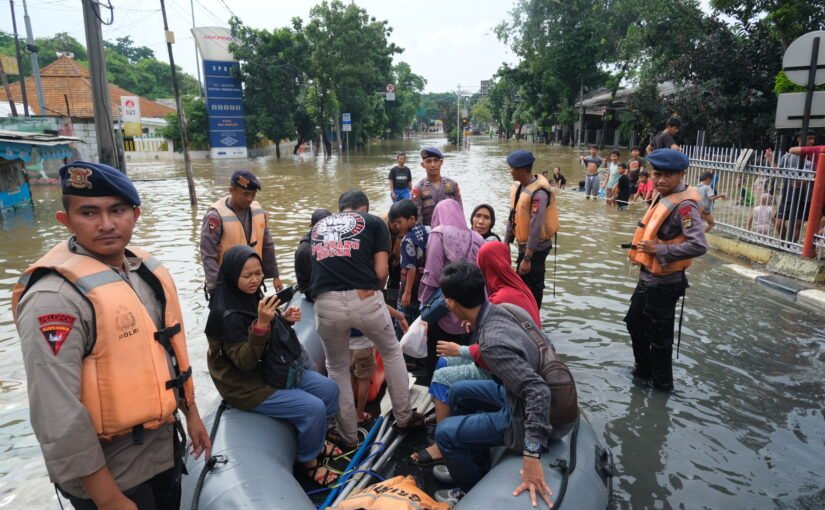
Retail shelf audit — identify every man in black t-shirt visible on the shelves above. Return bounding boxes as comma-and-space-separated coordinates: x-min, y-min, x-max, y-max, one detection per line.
388, 153, 413, 202
310, 189, 422, 449
646, 118, 681, 154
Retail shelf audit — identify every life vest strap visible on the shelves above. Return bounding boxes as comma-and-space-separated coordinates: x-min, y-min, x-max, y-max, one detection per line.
153, 323, 182, 353
132, 425, 144, 446
165, 366, 192, 390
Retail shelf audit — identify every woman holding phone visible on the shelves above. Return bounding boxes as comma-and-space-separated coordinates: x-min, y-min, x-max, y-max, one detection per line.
205, 245, 341, 486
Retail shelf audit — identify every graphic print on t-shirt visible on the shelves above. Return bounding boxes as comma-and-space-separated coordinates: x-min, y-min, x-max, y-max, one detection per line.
311, 212, 365, 260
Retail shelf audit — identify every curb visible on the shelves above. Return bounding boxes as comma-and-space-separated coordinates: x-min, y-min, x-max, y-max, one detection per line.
723, 264, 825, 310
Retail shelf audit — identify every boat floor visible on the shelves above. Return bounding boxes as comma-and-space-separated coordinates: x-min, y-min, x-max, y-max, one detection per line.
300, 364, 449, 505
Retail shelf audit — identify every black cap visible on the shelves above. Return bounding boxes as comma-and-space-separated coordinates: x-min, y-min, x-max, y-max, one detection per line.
646, 149, 689, 172
231, 170, 261, 190
59, 161, 140, 206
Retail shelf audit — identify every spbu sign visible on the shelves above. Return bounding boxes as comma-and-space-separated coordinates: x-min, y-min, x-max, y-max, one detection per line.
192, 27, 248, 159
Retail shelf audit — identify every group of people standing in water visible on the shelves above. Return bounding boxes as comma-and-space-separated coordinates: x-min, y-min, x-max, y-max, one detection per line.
12, 141, 710, 509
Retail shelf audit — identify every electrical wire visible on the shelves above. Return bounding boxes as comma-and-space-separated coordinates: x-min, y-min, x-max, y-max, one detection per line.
92, 0, 115, 25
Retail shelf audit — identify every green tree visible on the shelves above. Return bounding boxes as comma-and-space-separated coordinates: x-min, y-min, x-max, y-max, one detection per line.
471, 97, 493, 132
386, 62, 426, 138
230, 17, 308, 157
711, 0, 825, 49
160, 96, 209, 151
104, 36, 154, 63
302, 0, 402, 152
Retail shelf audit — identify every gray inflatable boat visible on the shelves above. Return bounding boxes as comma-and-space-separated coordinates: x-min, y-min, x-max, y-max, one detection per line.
180, 292, 614, 509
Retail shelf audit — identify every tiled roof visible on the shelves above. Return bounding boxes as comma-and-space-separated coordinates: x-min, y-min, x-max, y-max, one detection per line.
0, 56, 176, 119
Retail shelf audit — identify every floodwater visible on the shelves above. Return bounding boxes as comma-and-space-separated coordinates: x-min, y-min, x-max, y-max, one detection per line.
0, 138, 823, 509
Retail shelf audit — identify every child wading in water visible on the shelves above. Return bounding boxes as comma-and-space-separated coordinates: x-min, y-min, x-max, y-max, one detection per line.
615, 162, 631, 210
697, 171, 726, 232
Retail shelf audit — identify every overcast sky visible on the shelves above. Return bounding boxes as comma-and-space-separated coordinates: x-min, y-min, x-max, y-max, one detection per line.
1, 0, 523, 93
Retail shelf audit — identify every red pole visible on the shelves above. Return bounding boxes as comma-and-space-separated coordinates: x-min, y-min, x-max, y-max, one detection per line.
801, 145, 825, 258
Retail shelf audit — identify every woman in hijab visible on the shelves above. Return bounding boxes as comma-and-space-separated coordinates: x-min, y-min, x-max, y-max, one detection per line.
411, 241, 540, 465
418, 199, 485, 382
205, 245, 341, 486
470, 203, 501, 242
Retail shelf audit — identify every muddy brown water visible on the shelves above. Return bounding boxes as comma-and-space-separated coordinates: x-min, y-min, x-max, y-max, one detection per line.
0, 139, 823, 508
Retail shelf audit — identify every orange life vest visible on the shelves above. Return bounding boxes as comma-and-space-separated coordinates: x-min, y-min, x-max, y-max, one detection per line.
11, 241, 195, 440
332, 475, 450, 510
210, 196, 267, 265
628, 187, 701, 275
509, 175, 559, 244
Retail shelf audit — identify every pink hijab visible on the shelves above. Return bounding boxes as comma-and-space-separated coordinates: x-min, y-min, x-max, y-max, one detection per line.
421, 199, 484, 290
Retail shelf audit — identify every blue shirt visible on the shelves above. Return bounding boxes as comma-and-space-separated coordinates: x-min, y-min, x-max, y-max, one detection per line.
399, 223, 429, 298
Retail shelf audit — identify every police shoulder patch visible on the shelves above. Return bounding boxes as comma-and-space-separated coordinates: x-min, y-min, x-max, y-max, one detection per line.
37, 313, 76, 355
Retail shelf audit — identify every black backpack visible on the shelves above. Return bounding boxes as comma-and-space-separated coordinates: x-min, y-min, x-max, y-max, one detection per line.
498, 304, 579, 425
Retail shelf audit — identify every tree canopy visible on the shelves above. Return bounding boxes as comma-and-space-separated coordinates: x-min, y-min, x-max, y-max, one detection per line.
489, 0, 825, 147
229, 0, 425, 156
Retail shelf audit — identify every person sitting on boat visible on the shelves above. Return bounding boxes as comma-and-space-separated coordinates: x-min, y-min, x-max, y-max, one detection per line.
432, 262, 577, 507
470, 203, 501, 242
310, 189, 426, 451
205, 245, 342, 486
410, 241, 540, 467
418, 199, 484, 384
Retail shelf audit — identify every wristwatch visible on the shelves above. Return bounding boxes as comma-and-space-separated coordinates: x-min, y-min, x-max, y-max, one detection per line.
523, 253, 532, 262
523, 440, 542, 459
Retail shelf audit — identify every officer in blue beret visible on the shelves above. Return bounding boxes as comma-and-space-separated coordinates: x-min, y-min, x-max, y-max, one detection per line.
13, 161, 211, 507
200, 169, 282, 298
412, 147, 462, 226
624, 149, 708, 391
504, 150, 558, 307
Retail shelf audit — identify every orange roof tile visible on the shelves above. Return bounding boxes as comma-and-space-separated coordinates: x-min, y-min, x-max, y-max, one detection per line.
0, 56, 176, 119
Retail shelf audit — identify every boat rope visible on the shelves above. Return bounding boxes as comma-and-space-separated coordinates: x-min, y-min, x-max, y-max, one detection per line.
190, 401, 229, 510
549, 414, 580, 510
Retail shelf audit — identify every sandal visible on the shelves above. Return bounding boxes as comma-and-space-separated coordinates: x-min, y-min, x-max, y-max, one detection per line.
357, 411, 373, 425
410, 444, 443, 466
305, 460, 339, 487
393, 410, 427, 433
321, 441, 342, 458
326, 428, 358, 453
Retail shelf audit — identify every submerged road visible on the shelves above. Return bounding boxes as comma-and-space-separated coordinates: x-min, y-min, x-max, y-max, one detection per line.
0, 138, 823, 508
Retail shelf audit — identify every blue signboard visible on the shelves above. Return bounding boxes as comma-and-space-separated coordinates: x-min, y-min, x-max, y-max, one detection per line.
203, 60, 247, 151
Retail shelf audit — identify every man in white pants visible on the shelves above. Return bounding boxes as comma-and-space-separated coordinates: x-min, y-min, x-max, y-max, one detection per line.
310, 189, 425, 448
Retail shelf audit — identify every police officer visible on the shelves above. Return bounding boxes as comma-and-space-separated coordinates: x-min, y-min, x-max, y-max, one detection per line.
625, 149, 708, 391
504, 150, 558, 307
200, 170, 282, 298
12, 162, 211, 509
412, 147, 462, 226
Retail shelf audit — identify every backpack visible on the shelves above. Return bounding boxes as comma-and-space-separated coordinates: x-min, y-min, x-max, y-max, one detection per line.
498, 304, 579, 425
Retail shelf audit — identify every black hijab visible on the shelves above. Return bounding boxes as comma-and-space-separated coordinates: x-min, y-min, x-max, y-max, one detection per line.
470, 203, 497, 237
204, 245, 263, 341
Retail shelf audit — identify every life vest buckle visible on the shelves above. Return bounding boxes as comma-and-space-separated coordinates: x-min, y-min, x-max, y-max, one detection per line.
154, 323, 182, 352
165, 366, 192, 390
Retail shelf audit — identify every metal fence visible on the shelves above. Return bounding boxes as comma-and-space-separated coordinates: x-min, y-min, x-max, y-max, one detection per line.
124, 137, 168, 153
682, 145, 824, 259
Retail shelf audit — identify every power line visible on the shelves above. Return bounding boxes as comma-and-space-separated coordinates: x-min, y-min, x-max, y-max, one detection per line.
217, 0, 235, 19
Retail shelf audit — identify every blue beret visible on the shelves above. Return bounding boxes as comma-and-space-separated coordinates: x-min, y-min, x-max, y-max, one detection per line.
420, 146, 443, 160
59, 161, 140, 206
231, 170, 261, 190
507, 149, 535, 168
646, 149, 689, 172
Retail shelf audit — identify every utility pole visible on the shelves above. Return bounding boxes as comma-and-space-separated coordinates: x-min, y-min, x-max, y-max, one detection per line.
578, 80, 584, 147
9, 0, 30, 116
0, 57, 18, 116
189, 0, 203, 96
22, 0, 45, 113
160, 0, 197, 207
82, 0, 121, 169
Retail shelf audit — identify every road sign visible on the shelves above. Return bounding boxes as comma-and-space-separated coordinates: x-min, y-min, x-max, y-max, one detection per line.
775, 92, 825, 129
783, 30, 825, 86
120, 96, 142, 137
386, 83, 395, 93
385, 92, 395, 101
342, 113, 351, 122
342, 123, 352, 132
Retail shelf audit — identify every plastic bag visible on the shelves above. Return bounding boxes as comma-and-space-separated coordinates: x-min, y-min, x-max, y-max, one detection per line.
400, 317, 428, 358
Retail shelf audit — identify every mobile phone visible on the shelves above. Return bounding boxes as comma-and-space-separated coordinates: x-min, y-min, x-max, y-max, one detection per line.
275, 285, 295, 305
